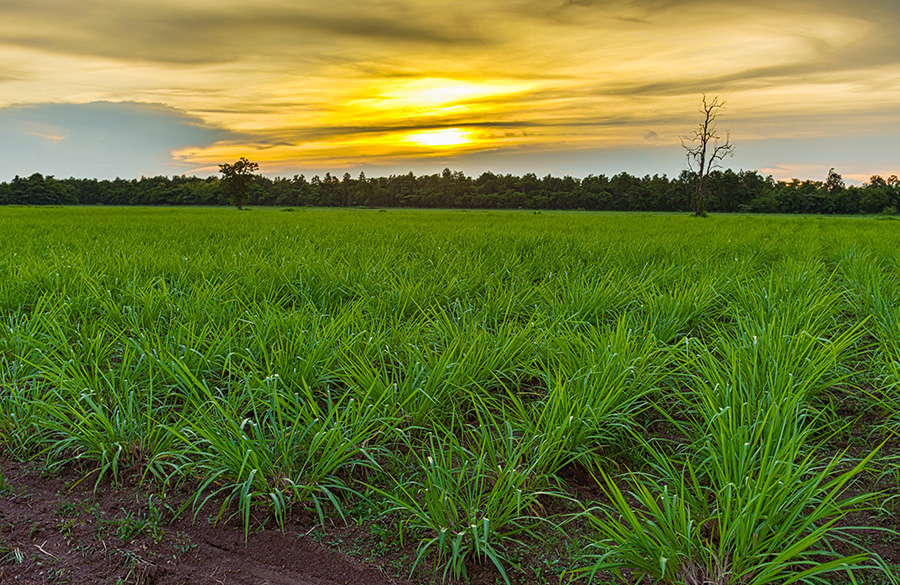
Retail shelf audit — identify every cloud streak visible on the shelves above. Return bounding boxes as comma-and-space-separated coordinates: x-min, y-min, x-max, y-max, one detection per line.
0, 0, 491, 64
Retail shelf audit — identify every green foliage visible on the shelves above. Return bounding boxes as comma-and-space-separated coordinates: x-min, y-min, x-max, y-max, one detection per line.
582, 389, 889, 585
376, 416, 564, 583
6, 166, 899, 214
219, 157, 259, 210
168, 370, 386, 535
501, 318, 661, 476
98, 508, 164, 544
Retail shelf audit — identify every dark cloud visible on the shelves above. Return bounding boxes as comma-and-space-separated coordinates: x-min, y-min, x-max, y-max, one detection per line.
0, 102, 236, 178
555, 0, 693, 14
0, 0, 489, 65
552, 0, 900, 16
194, 118, 527, 150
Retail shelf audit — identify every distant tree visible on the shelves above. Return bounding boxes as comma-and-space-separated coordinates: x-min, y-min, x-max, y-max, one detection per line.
682, 94, 735, 216
860, 174, 896, 214
341, 172, 355, 206
219, 157, 259, 210
5, 173, 77, 205
825, 168, 845, 194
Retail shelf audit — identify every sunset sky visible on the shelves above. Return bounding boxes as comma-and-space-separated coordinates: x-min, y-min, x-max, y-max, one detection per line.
2, 0, 899, 183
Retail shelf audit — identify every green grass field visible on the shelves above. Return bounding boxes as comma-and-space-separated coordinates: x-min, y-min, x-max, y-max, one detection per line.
1, 206, 899, 584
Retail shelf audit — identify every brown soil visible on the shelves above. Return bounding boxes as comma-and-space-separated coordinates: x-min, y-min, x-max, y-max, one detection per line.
0, 459, 413, 585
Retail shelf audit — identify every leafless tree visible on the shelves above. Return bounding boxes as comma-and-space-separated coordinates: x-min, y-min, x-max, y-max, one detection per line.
682, 94, 734, 216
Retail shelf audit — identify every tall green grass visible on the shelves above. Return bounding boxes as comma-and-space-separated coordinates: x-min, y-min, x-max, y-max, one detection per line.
1, 207, 898, 582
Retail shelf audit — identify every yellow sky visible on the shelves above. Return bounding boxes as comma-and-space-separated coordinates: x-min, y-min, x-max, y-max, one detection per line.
1, 0, 899, 180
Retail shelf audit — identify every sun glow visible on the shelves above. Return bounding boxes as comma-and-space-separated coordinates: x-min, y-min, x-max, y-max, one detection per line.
347, 78, 537, 119
404, 128, 472, 147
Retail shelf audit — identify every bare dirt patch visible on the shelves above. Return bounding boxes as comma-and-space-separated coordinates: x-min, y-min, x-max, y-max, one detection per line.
0, 459, 409, 585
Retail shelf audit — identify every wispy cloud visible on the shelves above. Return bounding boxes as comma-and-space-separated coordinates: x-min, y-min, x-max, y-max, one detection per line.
27, 130, 65, 142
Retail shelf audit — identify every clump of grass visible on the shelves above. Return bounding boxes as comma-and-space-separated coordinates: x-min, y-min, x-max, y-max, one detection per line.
502, 318, 661, 476
167, 367, 387, 536
582, 388, 892, 584
376, 415, 565, 584
581, 319, 892, 585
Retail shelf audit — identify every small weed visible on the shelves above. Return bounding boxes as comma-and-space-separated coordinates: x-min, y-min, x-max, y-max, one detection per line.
307, 529, 348, 552
58, 517, 78, 537
97, 508, 163, 544
173, 531, 196, 554
385, 556, 408, 573
28, 523, 45, 539
0, 467, 11, 496
46, 567, 69, 582
73, 543, 95, 559
0, 542, 26, 565
118, 548, 151, 581
368, 523, 394, 556
55, 500, 77, 516
55, 497, 101, 519
347, 491, 390, 525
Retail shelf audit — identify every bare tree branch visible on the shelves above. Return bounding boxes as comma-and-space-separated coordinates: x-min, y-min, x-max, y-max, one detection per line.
682, 94, 734, 216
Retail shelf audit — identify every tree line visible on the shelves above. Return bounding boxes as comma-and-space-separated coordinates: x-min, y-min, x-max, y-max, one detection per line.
2, 167, 899, 215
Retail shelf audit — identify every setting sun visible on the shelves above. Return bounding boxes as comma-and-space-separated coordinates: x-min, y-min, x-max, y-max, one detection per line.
348, 78, 536, 119
404, 128, 472, 148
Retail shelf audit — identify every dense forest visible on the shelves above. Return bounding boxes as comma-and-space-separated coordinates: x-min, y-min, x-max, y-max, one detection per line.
1, 167, 899, 214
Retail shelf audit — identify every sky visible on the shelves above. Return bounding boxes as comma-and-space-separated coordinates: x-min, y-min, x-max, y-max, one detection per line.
1, 0, 899, 183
